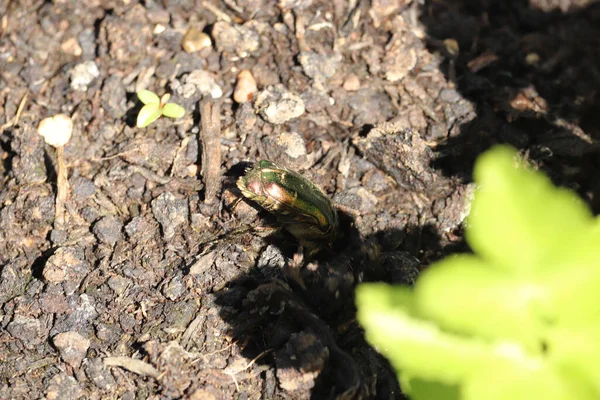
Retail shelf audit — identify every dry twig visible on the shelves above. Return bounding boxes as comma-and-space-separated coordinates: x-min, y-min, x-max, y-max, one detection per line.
199, 98, 222, 203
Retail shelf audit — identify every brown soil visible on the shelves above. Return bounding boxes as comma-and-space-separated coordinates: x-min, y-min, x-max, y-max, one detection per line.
1, 0, 599, 399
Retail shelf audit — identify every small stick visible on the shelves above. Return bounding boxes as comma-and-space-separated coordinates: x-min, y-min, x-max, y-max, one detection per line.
0, 90, 29, 132
55, 145, 69, 227
199, 98, 222, 204
201, 1, 232, 22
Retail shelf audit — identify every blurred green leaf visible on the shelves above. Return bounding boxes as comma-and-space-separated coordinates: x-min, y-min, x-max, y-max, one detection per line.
464, 363, 596, 400
548, 324, 600, 392
467, 146, 592, 276
415, 255, 544, 349
356, 145, 600, 400
401, 376, 460, 400
356, 284, 543, 384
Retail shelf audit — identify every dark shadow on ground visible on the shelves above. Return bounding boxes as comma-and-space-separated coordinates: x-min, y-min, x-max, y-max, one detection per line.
212, 213, 448, 399
419, 0, 600, 211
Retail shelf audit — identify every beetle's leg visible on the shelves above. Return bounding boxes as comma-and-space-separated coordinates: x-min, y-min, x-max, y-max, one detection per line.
252, 222, 281, 237
284, 247, 307, 290
229, 196, 244, 213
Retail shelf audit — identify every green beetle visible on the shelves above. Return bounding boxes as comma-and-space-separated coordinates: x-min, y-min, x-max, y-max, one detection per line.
237, 160, 338, 253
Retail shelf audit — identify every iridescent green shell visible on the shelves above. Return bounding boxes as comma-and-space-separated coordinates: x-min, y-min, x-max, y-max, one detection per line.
237, 160, 338, 250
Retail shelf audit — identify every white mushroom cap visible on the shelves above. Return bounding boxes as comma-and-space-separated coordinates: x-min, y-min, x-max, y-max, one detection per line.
38, 114, 73, 147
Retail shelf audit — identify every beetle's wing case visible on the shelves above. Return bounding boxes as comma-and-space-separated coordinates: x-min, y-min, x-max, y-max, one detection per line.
257, 163, 337, 233
236, 160, 339, 250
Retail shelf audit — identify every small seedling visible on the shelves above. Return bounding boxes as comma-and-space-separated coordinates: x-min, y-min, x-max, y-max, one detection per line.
136, 90, 185, 128
38, 114, 73, 230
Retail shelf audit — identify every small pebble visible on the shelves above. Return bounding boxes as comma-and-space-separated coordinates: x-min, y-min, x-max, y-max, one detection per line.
53, 331, 90, 368
343, 74, 360, 91
151, 192, 189, 240
212, 21, 259, 58
439, 88, 461, 104
84, 358, 117, 390
189, 389, 218, 400
235, 102, 257, 132
93, 216, 123, 246
101, 76, 127, 119
153, 24, 166, 35
147, 8, 170, 24
254, 85, 305, 124
182, 27, 212, 53
60, 38, 83, 56
78, 28, 96, 58
278, 0, 314, 11
383, 47, 417, 82
6, 315, 43, 349
175, 69, 222, 99
257, 244, 286, 277
186, 164, 198, 177
189, 251, 216, 275
163, 274, 185, 300
371, 0, 402, 18
71, 177, 96, 200
277, 132, 306, 159
46, 373, 82, 400
298, 51, 340, 83
526, 52, 540, 65
107, 275, 131, 295
70, 60, 99, 91
42, 257, 66, 283
43, 246, 86, 284
263, 131, 309, 169
233, 69, 258, 103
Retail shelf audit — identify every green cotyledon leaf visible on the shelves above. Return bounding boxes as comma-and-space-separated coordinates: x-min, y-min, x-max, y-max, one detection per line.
137, 89, 160, 105
136, 103, 162, 128
162, 102, 185, 119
